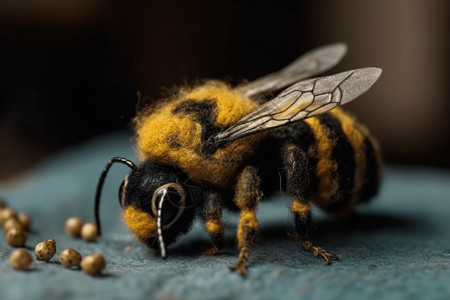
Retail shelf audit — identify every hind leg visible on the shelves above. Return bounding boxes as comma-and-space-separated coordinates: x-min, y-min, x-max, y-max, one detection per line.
283, 145, 339, 264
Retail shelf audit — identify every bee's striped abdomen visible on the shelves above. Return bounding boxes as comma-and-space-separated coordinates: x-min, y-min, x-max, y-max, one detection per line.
333, 108, 382, 208
306, 108, 381, 214
316, 113, 356, 212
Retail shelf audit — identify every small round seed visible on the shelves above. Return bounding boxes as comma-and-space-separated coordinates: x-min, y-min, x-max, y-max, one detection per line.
65, 217, 83, 237
35, 239, 56, 261
60, 248, 82, 267
6, 227, 27, 247
81, 223, 98, 242
3, 218, 23, 232
17, 213, 31, 231
0, 208, 17, 225
10, 249, 32, 270
81, 253, 105, 275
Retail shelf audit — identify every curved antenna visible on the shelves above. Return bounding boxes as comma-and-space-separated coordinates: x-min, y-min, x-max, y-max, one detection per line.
156, 188, 168, 258
95, 157, 138, 236
151, 183, 186, 230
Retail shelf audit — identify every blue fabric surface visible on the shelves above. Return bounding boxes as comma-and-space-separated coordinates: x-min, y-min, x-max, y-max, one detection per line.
1, 132, 450, 300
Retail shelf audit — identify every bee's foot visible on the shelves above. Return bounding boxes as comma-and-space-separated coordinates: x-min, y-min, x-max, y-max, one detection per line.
229, 246, 250, 276
316, 249, 339, 265
300, 239, 339, 265
229, 263, 247, 276
202, 245, 220, 256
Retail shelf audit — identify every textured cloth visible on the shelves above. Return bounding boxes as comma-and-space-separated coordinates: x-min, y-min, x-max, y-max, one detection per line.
1, 132, 450, 300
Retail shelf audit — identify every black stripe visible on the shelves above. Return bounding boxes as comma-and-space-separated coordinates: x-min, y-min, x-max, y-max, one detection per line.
172, 99, 223, 155
317, 113, 356, 212
252, 120, 318, 197
360, 137, 380, 202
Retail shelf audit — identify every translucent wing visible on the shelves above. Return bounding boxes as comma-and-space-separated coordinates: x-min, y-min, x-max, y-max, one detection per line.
211, 68, 381, 146
236, 43, 347, 98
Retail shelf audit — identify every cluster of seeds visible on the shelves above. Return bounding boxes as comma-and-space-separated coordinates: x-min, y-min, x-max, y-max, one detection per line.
10, 239, 106, 275
62, 217, 104, 274
0, 201, 31, 247
2, 200, 105, 275
59, 248, 106, 275
59, 248, 105, 275
65, 217, 98, 242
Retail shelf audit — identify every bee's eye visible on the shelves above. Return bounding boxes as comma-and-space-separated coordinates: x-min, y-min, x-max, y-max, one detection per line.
118, 175, 129, 208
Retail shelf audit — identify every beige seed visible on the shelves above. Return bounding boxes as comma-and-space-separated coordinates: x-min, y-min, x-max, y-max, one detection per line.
0, 208, 17, 225
60, 248, 82, 267
18, 213, 31, 231
81, 253, 105, 275
10, 249, 33, 270
3, 218, 23, 232
35, 239, 56, 261
6, 227, 27, 247
81, 223, 98, 242
65, 217, 83, 237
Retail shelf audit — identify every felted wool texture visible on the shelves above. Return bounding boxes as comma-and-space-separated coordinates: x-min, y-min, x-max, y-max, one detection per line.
205, 219, 222, 235
291, 200, 310, 218
237, 210, 258, 249
134, 81, 265, 189
330, 108, 383, 205
315, 112, 356, 213
233, 166, 262, 251
304, 116, 339, 208
202, 191, 225, 248
277, 144, 312, 235
123, 206, 157, 240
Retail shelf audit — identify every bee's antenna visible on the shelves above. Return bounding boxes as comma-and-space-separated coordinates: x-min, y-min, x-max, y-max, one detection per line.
95, 157, 138, 236
156, 188, 168, 259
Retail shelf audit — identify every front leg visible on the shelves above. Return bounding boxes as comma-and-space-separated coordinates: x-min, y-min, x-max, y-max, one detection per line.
201, 190, 224, 256
230, 166, 263, 276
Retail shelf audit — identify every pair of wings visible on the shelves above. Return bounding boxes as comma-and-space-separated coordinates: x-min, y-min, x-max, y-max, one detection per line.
206, 43, 381, 148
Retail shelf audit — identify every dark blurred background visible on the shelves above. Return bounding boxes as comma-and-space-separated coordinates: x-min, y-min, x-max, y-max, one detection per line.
0, 0, 449, 182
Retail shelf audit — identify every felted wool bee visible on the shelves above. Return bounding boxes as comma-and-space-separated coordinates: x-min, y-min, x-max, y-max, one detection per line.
95, 44, 382, 276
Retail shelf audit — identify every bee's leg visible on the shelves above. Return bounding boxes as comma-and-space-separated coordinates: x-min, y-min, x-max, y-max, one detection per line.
230, 166, 262, 276
201, 190, 224, 256
283, 145, 339, 265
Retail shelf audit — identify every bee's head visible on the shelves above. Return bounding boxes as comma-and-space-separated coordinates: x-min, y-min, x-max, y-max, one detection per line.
95, 158, 197, 258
